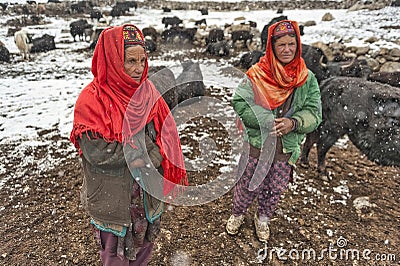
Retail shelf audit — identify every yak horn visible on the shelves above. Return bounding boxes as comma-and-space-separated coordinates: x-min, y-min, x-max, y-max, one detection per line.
340, 55, 356, 69
319, 55, 327, 69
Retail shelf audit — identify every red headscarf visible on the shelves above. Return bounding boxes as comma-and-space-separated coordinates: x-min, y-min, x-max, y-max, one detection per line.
246, 20, 308, 110
70, 24, 188, 195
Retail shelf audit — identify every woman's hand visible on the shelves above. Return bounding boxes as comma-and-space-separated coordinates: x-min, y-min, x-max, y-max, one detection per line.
272, 117, 295, 137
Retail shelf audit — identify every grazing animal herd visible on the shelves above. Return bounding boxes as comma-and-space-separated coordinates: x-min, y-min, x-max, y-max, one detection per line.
1, 3, 399, 175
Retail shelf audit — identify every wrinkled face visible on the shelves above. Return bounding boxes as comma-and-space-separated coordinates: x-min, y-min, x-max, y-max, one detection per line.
273, 34, 297, 65
124, 45, 146, 84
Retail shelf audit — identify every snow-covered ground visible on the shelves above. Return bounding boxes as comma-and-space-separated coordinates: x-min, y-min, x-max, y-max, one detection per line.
1, 5, 398, 140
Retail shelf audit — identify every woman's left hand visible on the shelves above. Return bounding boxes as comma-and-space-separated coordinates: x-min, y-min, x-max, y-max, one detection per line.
272, 117, 294, 137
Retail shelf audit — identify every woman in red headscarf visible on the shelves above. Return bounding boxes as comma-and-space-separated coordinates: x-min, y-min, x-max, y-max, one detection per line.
226, 20, 322, 242
70, 24, 187, 265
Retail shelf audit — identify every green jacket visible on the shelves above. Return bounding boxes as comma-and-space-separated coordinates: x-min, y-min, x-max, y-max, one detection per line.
232, 70, 322, 165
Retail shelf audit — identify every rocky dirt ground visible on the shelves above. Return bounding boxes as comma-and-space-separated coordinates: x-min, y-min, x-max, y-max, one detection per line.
0, 85, 399, 265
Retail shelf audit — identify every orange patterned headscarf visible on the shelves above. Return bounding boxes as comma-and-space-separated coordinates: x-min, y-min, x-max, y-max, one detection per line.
246, 20, 308, 110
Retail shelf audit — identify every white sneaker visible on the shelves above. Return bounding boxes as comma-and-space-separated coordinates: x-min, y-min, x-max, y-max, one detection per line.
226, 214, 244, 235
254, 213, 270, 242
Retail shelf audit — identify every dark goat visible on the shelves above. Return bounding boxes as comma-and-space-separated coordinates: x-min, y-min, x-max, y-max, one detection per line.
319, 56, 372, 80
142, 26, 159, 42
0, 3, 8, 10
300, 77, 400, 176
302, 44, 372, 83
0, 43, 10, 62
145, 37, 157, 53
89, 27, 105, 49
231, 30, 253, 46
175, 60, 205, 106
111, 1, 136, 17
301, 44, 330, 83
391, 0, 400, 6
206, 28, 224, 45
126, 1, 138, 10
195, 18, 207, 26
206, 41, 230, 57
70, 1, 92, 14
70, 19, 92, 42
199, 8, 208, 15
30, 34, 56, 53
149, 67, 178, 110
162, 16, 183, 28
90, 9, 102, 21
161, 27, 197, 44
242, 21, 257, 28
238, 50, 264, 70
148, 61, 205, 110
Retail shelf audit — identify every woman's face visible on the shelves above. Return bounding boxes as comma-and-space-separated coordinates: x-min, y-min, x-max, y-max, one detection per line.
124, 45, 146, 83
273, 34, 297, 65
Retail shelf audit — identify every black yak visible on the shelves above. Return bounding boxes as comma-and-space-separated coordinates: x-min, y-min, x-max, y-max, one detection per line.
300, 76, 400, 176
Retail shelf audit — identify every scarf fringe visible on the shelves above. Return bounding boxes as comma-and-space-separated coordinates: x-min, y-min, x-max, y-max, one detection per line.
70, 123, 125, 153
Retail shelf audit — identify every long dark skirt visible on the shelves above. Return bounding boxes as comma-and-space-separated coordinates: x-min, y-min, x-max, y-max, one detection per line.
95, 229, 154, 266
93, 181, 160, 265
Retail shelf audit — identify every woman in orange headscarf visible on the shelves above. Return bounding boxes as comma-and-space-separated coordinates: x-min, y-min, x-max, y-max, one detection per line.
70, 24, 187, 265
226, 20, 322, 242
